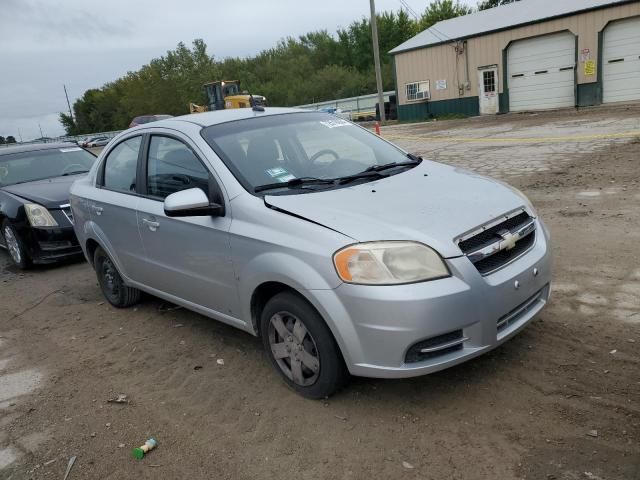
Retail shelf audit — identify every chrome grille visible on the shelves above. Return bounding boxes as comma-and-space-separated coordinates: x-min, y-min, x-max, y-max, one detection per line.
60, 204, 74, 225
458, 209, 536, 275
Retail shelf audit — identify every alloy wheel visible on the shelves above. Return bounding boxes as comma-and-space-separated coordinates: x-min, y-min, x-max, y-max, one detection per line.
3, 226, 22, 264
100, 256, 120, 298
268, 311, 320, 386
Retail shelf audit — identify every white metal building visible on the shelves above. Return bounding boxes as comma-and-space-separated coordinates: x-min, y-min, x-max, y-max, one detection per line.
390, 0, 640, 120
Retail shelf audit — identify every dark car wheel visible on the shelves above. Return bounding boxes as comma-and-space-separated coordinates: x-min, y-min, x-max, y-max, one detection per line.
2, 220, 31, 269
260, 291, 348, 399
94, 247, 141, 308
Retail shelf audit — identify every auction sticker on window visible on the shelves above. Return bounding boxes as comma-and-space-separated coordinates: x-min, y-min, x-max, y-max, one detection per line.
266, 167, 296, 182
320, 119, 351, 129
59, 147, 83, 153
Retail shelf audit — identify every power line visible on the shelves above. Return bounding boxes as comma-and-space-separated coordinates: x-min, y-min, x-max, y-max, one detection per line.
399, 0, 418, 19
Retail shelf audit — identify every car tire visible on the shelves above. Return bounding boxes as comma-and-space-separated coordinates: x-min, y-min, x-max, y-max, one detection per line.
260, 291, 348, 399
2, 220, 31, 269
94, 246, 141, 308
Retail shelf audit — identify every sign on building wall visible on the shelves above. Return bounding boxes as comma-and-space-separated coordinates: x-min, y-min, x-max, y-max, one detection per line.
435, 79, 447, 90
584, 60, 595, 76
580, 48, 591, 62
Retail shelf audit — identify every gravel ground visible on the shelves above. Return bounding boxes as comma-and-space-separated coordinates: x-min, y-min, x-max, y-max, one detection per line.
1, 105, 639, 479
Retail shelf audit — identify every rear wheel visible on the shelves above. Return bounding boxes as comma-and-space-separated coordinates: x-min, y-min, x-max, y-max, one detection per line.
94, 247, 141, 308
2, 220, 31, 269
261, 292, 348, 399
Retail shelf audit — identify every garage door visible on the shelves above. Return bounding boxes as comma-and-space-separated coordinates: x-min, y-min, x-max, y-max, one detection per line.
603, 17, 640, 103
508, 32, 576, 111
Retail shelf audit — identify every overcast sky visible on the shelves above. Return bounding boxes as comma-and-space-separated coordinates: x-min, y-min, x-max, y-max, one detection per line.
0, 0, 475, 140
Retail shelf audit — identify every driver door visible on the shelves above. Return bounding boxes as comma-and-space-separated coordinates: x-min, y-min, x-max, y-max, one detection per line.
135, 133, 239, 317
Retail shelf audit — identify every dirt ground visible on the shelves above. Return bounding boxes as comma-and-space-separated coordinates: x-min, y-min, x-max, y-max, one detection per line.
1, 105, 639, 480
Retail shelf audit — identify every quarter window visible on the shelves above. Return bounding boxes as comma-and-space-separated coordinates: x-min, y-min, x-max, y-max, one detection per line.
103, 136, 141, 193
146, 136, 210, 199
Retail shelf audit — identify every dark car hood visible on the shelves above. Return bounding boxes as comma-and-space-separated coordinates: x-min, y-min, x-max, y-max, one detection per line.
1, 175, 83, 208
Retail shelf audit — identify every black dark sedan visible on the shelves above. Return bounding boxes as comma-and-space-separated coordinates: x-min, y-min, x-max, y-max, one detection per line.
0, 143, 96, 268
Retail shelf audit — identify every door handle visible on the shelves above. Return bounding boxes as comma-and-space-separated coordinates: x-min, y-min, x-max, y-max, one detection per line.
91, 205, 103, 215
143, 218, 160, 232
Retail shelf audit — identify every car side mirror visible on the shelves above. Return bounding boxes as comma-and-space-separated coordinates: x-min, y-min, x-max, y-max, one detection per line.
164, 188, 224, 217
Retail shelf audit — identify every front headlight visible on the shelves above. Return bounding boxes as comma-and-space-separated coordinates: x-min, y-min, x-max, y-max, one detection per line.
333, 241, 449, 285
25, 203, 58, 227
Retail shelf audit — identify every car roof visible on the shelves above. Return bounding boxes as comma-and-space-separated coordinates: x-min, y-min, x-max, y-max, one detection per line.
0, 142, 79, 157
147, 107, 312, 129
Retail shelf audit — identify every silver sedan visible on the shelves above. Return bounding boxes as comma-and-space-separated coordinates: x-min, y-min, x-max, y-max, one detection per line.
70, 108, 551, 398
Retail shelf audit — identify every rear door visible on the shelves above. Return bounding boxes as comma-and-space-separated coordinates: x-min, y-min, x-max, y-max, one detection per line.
135, 132, 238, 317
92, 135, 146, 280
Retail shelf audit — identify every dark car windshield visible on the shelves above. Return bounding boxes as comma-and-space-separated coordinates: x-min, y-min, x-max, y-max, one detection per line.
0, 146, 96, 186
201, 112, 413, 195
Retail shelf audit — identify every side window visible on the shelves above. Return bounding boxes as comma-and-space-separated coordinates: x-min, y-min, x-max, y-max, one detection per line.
103, 136, 141, 193
147, 136, 210, 200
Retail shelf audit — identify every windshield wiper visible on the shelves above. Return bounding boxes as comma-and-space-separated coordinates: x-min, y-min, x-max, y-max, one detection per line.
361, 155, 422, 174
336, 170, 389, 185
254, 177, 336, 193
61, 170, 89, 176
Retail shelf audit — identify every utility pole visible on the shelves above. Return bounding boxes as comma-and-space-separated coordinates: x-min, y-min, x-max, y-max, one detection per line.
64, 84, 74, 123
369, 0, 386, 123
38, 123, 44, 139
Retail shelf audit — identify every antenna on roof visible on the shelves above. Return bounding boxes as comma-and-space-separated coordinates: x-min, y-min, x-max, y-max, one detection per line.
247, 87, 265, 112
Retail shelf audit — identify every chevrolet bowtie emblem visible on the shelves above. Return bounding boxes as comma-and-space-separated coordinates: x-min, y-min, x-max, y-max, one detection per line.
499, 231, 519, 251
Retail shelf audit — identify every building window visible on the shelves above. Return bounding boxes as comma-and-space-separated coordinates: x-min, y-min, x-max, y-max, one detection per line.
483, 70, 496, 94
405, 80, 430, 101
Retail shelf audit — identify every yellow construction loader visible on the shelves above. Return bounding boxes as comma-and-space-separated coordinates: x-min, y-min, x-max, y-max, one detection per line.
189, 80, 266, 113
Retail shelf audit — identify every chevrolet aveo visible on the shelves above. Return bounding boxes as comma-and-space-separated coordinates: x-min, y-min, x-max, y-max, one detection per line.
70, 108, 551, 399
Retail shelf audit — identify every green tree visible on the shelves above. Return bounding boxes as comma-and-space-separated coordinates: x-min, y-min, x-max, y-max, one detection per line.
59, 112, 78, 136
65, 6, 471, 133
6, 136, 16, 144
419, 0, 473, 30
0, 136, 5, 145
477, 0, 519, 10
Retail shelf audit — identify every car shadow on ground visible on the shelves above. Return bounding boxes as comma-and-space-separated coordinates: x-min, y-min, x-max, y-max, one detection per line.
129, 289, 537, 404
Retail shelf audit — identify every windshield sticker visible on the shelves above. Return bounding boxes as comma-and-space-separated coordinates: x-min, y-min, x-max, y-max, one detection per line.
266, 167, 288, 177
277, 174, 296, 183
319, 119, 351, 129
266, 167, 296, 183
59, 147, 82, 153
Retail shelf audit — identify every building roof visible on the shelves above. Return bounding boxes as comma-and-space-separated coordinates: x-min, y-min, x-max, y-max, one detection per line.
390, 0, 631, 54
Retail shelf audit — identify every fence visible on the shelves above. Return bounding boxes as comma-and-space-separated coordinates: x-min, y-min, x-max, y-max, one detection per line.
295, 91, 395, 118
0, 130, 124, 148
2, 92, 395, 148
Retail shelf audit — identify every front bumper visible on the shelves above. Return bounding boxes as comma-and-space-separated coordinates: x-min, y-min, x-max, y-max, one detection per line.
22, 224, 83, 264
312, 219, 552, 379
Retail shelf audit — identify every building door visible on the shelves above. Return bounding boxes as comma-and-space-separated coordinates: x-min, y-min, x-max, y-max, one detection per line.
478, 66, 498, 114
507, 32, 575, 111
603, 17, 640, 104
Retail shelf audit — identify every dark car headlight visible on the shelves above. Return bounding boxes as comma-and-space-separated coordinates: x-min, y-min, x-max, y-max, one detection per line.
25, 203, 58, 227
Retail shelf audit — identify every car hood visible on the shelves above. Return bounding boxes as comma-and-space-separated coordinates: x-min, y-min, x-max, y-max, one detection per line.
264, 161, 530, 258
1, 175, 82, 208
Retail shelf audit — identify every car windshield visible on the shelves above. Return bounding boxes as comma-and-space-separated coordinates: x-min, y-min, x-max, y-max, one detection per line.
201, 112, 415, 195
0, 146, 96, 186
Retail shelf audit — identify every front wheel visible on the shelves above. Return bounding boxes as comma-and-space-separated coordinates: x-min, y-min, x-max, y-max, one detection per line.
2, 220, 31, 269
94, 247, 141, 308
261, 292, 348, 399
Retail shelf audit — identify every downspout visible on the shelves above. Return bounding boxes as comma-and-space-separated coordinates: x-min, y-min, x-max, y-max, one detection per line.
464, 40, 470, 92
